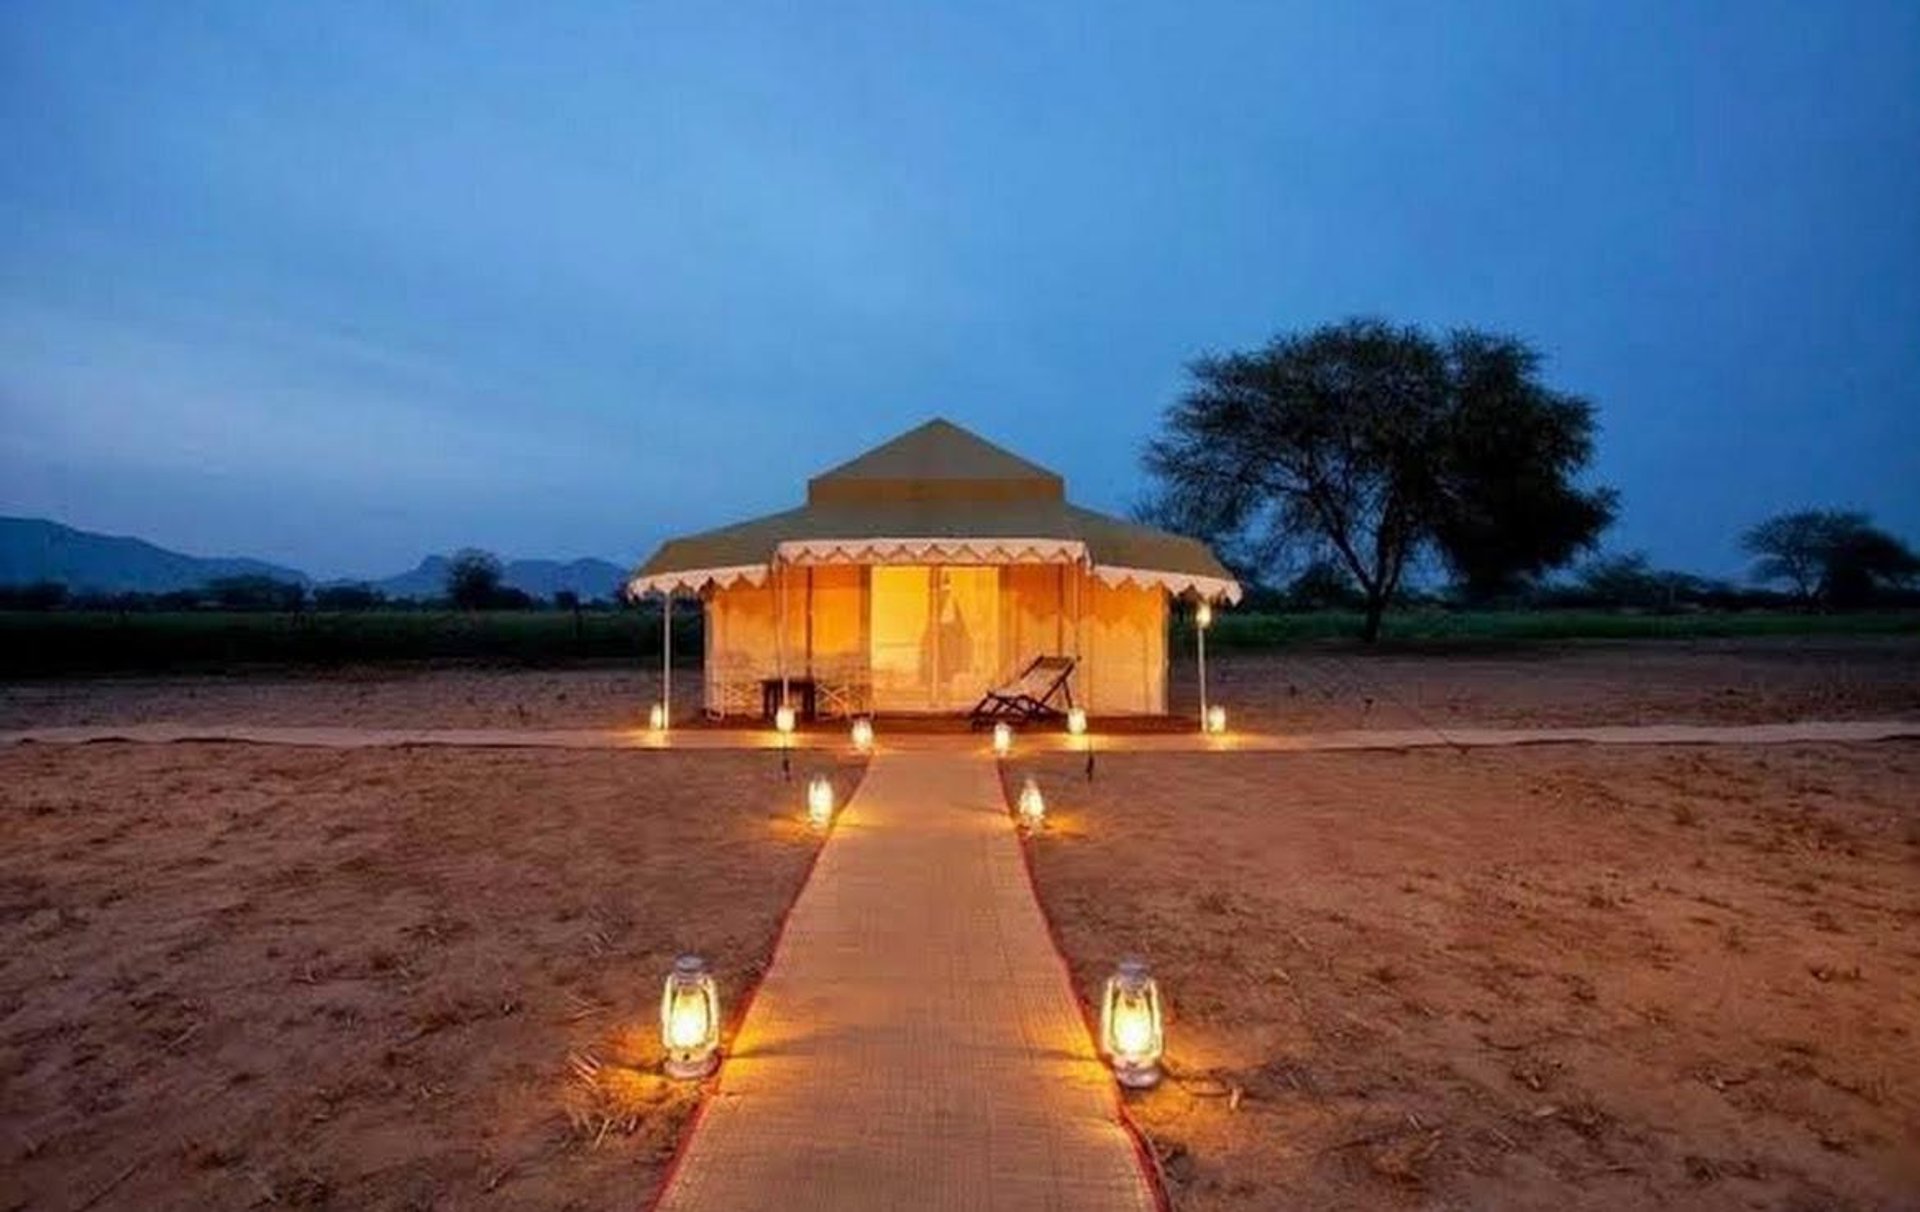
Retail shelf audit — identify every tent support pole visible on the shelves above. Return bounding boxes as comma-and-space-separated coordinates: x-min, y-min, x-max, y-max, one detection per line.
662, 588, 672, 726
1073, 560, 1084, 707
1055, 563, 1064, 654
778, 560, 789, 708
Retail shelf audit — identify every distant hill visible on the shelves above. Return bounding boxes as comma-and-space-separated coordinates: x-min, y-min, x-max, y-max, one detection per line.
0, 516, 630, 602
368, 556, 628, 602
0, 517, 310, 594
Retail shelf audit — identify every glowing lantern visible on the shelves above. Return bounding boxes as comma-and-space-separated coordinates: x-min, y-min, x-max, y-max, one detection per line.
1066, 707, 1087, 736
1205, 705, 1228, 734
807, 774, 835, 831
1196, 601, 1213, 629
992, 722, 1013, 757
775, 704, 796, 737
648, 702, 668, 732
1016, 776, 1046, 832
1100, 958, 1164, 1089
660, 954, 720, 1079
851, 717, 874, 753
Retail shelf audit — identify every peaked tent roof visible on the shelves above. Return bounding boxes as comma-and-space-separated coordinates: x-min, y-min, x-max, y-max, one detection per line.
807, 418, 1064, 505
632, 418, 1240, 602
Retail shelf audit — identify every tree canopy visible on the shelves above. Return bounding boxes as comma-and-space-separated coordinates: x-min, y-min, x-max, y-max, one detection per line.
1742, 510, 1919, 608
1144, 318, 1615, 639
206, 575, 307, 612
445, 548, 505, 610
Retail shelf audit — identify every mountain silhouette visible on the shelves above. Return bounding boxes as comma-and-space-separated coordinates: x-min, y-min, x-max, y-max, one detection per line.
0, 517, 629, 602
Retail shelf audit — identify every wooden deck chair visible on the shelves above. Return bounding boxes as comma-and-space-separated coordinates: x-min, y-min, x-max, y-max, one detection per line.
969, 655, 1076, 728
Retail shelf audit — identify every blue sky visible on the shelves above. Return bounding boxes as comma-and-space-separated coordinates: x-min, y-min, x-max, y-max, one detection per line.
3, 1, 1916, 580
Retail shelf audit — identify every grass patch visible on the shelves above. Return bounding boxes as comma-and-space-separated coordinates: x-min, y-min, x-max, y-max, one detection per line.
1198, 609, 1920, 648
0, 610, 696, 676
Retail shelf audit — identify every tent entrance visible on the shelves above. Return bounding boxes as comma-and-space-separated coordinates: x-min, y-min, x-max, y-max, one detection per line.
869, 565, 1001, 712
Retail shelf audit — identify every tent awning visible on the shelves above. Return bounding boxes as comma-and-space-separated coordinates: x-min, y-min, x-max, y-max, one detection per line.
629, 508, 1241, 603
628, 419, 1243, 603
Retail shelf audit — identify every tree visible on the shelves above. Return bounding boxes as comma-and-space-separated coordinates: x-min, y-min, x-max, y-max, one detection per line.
314, 584, 385, 611
1426, 332, 1620, 600
1573, 552, 1705, 611
0, 581, 69, 611
1743, 510, 1919, 608
1285, 559, 1362, 610
206, 575, 306, 611
1144, 318, 1615, 640
445, 549, 504, 610
491, 585, 535, 610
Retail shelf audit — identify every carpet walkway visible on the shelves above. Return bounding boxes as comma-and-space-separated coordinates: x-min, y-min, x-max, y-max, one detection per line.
650, 750, 1158, 1212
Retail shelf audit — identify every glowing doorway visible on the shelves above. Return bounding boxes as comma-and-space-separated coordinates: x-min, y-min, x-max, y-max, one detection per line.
869, 566, 1001, 712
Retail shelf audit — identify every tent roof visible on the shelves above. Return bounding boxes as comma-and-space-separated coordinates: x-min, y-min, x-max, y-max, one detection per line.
633, 418, 1241, 601
807, 418, 1064, 505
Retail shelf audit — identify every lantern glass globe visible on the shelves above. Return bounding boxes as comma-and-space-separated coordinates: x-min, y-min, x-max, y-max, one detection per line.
1017, 777, 1046, 831
807, 774, 835, 831
1099, 958, 1164, 1088
660, 955, 720, 1079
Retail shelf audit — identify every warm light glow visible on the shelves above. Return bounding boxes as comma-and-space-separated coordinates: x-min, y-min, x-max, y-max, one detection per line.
1066, 707, 1087, 736
1196, 601, 1213, 629
775, 705, 796, 736
1017, 776, 1046, 831
648, 703, 667, 731
1111, 1003, 1154, 1055
1205, 705, 1228, 734
992, 722, 1013, 757
1100, 959, 1164, 1089
667, 994, 710, 1049
851, 717, 874, 753
660, 955, 720, 1079
807, 774, 835, 831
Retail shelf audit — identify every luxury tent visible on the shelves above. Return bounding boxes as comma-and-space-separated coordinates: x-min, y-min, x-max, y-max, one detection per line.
629, 419, 1241, 718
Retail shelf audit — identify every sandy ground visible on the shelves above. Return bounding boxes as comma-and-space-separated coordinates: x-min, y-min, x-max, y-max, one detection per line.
0, 744, 863, 1212
1170, 637, 1920, 734
0, 668, 668, 732
1017, 743, 1920, 1211
3, 642, 1916, 1209
4, 638, 1917, 736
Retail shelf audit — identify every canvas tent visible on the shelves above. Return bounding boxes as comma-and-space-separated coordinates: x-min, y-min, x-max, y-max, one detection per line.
629, 419, 1240, 717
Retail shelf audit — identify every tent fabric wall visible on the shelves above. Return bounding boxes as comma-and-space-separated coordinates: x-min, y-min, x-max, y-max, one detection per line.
703, 563, 1168, 716
1076, 576, 1166, 716
1004, 566, 1165, 715
999, 564, 1065, 683
704, 580, 777, 713
704, 568, 866, 704
807, 565, 864, 669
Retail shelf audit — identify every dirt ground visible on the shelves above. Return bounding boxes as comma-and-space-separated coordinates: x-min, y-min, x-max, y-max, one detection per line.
0, 744, 863, 1212
4, 637, 1917, 736
1017, 743, 1920, 1211
1170, 637, 1920, 734
0, 668, 667, 733
3, 641, 1917, 1210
